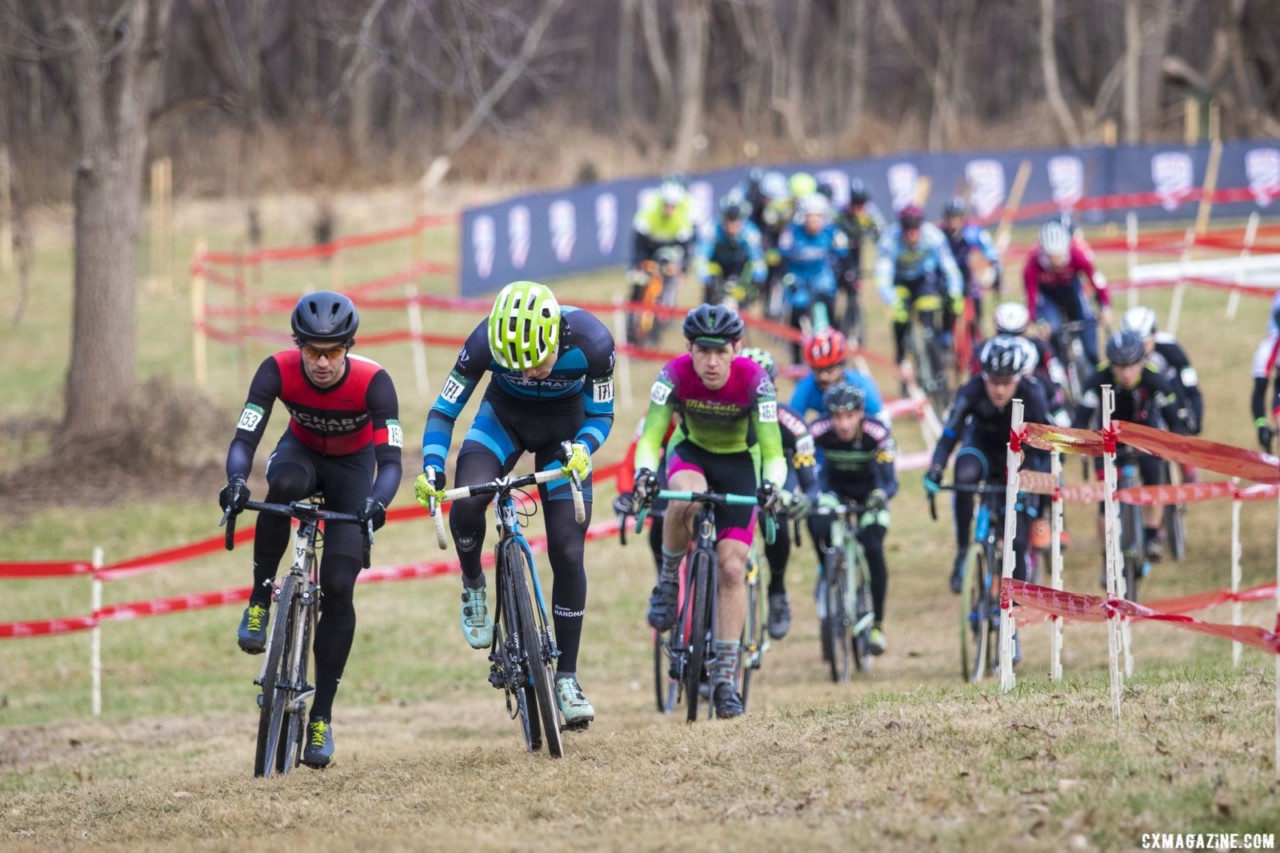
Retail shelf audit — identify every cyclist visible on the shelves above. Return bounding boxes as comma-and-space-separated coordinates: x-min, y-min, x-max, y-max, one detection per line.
940, 198, 1002, 341
832, 178, 885, 343
808, 382, 898, 655
1023, 219, 1110, 367
414, 281, 614, 729
221, 290, 403, 769
630, 175, 696, 301
875, 204, 963, 382
1250, 295, 1280, 451
740, 346, 820, 639
633, 304, 787, 719
924, 337, 1051, 600
992, 301, 1070, 425
1122, 306, 1203, 436
1073, 330, 1191, 566
695, 191, 767, 308
751, 170, 793, 319
777, 193, 849, 363
789, 327, 885, 422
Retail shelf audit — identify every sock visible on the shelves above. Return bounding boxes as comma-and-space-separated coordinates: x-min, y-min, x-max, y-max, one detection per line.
1143, 526, 1159, 544
713, 639, 741, 686
659, 546, 683, 584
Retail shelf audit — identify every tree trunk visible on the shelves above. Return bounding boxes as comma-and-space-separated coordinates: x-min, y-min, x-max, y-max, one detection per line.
1122, 0, 1140, 143
617, 0, 636, 126
639, 0, 674, 123
1040, 0, 1083, 145
59, 0, 174, 442
670, 0, 709, 171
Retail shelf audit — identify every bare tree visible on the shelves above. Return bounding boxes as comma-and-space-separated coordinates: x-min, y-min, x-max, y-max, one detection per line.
670, 0, 709, 171
1040, 0, 1083, 145
55, 0, 175, 442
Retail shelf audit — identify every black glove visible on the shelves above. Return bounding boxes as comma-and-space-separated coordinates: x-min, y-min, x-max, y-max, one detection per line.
219, 475, 250, 515
1259, 425, 1274, 453
758, 480, 781, 514
357, 496, 387, 531
632, 468, 658, 511
612, 492, 635, 516
923, 465, 944, 496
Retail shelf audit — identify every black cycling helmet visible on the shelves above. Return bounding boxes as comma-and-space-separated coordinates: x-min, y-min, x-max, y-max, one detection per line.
683, 303, 745, 347
292, 290, 359, 345
1106, 330, 1147, 367
746, 167, 765, 190
823, 382, 866, 413
979, 336, 1028, 378
848, 178, 869, 205
816, 179, 835, 201
720, 192, 752, 222
943, 197, 966, 219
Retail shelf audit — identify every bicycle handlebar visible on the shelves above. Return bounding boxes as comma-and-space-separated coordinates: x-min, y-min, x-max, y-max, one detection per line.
633, 490, 777, 546
927, 483, 1008, 521
429, 465, 585, 551
221, 499, 374, 569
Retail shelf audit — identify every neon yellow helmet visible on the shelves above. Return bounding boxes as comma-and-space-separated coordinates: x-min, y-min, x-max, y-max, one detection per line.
488, 281, 562, 370
789, 172, 817, 200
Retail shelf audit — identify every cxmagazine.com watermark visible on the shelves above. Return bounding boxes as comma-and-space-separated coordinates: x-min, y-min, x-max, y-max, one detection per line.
1141, 833, 1275, 850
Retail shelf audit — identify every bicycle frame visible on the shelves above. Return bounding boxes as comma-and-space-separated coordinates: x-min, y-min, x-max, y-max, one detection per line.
813, 500, 873, 682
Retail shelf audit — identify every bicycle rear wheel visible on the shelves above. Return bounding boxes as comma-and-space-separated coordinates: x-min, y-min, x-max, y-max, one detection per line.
738, 557, 763, 711
684, 549, 712, 723
254, 575, 295, 777
508, 544, 562, 757
1120, 504, 1144, 602
823, 548, 850, 684
959, 544, 989, 684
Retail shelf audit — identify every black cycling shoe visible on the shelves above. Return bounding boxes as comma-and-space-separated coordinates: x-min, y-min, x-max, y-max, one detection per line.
767, 592, 791, 640
302, 718, 335, 769
713, 683, 745, 719
949, 554, 965, 595
646, 580, 679, 631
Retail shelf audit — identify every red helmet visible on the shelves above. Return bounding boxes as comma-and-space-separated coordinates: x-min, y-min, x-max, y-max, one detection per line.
804, 329, 848, 369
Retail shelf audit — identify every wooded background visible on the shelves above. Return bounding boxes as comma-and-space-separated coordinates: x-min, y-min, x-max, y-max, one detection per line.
1, 0, 1278, 441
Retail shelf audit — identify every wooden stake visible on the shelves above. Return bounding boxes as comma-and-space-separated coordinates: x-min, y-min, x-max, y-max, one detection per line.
192, 238, 208, 388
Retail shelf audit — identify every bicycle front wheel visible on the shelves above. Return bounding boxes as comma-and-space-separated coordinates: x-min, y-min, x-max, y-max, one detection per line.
496, 557, 539, 752
254, 575, 296, 778
684, 548, 712, 723
738, 557, 763, 712
508, 544, 562, 757
849, 546, 873, 674
959, 544, 989, 684
823, 548, 850, 684
278, 586, 315, 773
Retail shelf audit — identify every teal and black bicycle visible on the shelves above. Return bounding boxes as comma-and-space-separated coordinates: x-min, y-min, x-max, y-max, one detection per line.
810, 497, 875, 682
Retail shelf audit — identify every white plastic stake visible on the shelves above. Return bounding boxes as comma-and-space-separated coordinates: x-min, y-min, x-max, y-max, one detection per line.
1165, 228, 1195, 337
1231, 477, 1242, 668
998, 400, 1023, 693
1225, 212, 1260, 320
1050, 450, 1064, 681
405, 285, 430, 399
91, 546, 103, 717
1101, 386, 1123, 719
612, 294, 633, 412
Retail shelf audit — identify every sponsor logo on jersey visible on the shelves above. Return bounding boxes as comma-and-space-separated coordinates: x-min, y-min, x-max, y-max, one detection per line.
650, 382, 672, 405
758, 400, 778, 423
1048, 155, 1084, 207
508, 205, 531, 269
440, 373, 466, 403
549, 199, 576, 262
1151, 151, 1194, 211
289, 409, 368, 434
595, 193, 618, 255
756, 377, 777, 398
887, 162, 919, 213
965, 159, 1005, 219
1246, 147, 1280, 208
386, 419, 404, 448
593, 379, 614, 403
472, 215, 495, 279
237, 403, 265, 432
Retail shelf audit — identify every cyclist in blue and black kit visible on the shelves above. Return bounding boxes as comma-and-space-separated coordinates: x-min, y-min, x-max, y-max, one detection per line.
940, 198, 1002, 341
875, 204, 963, 375
789, 327, 884, 422
414, 281, 614, 729
222, 290, 403, 769
832, 178, 885, 343
696, 192, 767, 308
778, 193, 849, 363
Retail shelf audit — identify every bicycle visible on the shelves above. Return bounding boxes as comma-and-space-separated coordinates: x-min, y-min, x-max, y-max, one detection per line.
1161, 459, 1187, 562
1048, 319, 1094, 408
1114, 454, 1150, 602
903, 291, 953, 414
929, 482, 1013, 683
626, 245, 684, 346
220, 497, 372, 778
702, 262, 759, 311
810, 498, 874, 682
635, 489, 775, 722
427, 450, 586, 758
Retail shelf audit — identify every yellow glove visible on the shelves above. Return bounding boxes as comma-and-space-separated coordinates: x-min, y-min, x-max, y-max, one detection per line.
414, 468, 446, 510
561, 441, 592, 481
951, 294, 966, 317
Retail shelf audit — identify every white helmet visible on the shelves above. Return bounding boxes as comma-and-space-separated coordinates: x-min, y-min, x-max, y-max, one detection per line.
1122, 306, 1157, 339
1039, 221, 1070, 258
796, 192, 829, 219
993, 302, 1030, 335
658, 179, 686, 206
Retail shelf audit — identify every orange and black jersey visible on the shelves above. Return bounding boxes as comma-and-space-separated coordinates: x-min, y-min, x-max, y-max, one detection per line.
227, 350, 403, 506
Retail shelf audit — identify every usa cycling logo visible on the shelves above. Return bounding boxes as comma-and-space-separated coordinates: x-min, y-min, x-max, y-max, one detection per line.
595, 193, 618, 255
887, 163, 919, 213
549, 200, 576, 262
965, 159, 1005, 219
508, 205, 531, 269
1246, 148, 1280, 208
1151, 152, 1194, 211
472, 215, 496, 279
1048, 155, 1084, 207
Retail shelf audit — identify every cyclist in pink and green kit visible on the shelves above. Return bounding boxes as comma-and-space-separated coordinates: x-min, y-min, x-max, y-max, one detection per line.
632, 303, 787, 718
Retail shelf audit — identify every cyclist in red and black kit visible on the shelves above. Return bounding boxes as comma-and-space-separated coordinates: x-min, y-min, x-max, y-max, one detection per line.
220, 291, 403, 769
